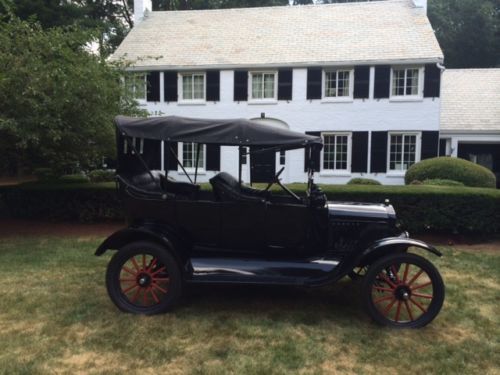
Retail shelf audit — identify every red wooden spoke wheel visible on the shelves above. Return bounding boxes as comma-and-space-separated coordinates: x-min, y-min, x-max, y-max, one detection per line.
362, 253, 444, 328
106, 241, 182, 314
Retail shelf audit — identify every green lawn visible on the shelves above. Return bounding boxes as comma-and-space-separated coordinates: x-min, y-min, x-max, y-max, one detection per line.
0, 237, 498, 374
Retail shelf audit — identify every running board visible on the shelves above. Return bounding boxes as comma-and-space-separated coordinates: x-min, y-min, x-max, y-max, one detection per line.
188, 257, 340, 286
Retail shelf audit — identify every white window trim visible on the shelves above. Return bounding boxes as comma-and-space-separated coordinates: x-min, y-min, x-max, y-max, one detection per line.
248, 70, 278, 104
386, 132, 421, 176
178, 142, 206, 174
178, 72, 206, 104
124, 137, 144, 155
321, 68, 354, 102
389, 66, 424, 102
320, 132, 352, 176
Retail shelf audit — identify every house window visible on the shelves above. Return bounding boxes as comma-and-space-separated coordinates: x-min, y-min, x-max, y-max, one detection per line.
389, 133, 418, 171
391, 68, 421, 97
279, 150, 286, 166
181, 142, 205, 170
180, 73, 205, 101
123, 137, 144, 154
241, 147, 249, 165
125, 73, 146, 100
250, 72, 277, 101
323, 69, 353, 99
322, 133, 350, 171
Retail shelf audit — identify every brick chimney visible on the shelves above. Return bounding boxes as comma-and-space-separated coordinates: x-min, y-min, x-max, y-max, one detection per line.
134, 0, 152, 25
413, 0, 427, 13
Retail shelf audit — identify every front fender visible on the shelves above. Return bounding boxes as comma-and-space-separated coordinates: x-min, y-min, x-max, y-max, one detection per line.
357, 237, 442, 266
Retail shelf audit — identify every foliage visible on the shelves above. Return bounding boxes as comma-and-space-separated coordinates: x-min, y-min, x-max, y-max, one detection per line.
88, 169, 116, 183
0, 18, 145, 175
346, 178, 381, 185
405, 157, 497, 188
33, 168, 57, 182
422, 179, 465, 187
428, 0, 500, 68
58, 174, 90, 184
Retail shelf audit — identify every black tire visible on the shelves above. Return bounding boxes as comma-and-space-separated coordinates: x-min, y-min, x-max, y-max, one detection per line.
105, 241, 182, 314
361, 253, 444, 328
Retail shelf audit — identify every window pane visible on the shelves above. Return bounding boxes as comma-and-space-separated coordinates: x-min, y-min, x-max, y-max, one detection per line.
183, 142, 193, 168
337, 71, 350, 97
263, 73, 275, 98
406, 69, 419, 96
193, 74, 204, 99
279, 150, 286, 165
325, 71, 336, 97
252, 73, 263, 99
392, 69, 405, 96
183, 75, 193, 100
323, 135, 335, 170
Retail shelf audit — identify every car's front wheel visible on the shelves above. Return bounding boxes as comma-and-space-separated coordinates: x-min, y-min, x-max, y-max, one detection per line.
361, 253, 444, 328
105, 241, 182, 314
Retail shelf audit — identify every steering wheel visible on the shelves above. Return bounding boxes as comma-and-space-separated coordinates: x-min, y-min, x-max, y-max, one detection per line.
263, 167, 285, 192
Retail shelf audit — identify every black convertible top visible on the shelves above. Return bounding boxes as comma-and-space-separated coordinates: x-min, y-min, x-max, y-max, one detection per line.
116, 116, 322, 149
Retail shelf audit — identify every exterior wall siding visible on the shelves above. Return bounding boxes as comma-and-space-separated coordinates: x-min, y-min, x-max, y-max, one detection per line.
138, 68, 441, 185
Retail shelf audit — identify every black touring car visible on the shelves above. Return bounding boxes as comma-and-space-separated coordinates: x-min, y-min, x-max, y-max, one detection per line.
96, 115, 444, 328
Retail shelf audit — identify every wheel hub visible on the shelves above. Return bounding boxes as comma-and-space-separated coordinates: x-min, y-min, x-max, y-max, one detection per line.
395, 285, 412, 301
137, 273, 152, 287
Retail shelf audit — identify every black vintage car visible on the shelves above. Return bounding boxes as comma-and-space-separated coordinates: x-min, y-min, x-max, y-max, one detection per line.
96, 116, 444, 328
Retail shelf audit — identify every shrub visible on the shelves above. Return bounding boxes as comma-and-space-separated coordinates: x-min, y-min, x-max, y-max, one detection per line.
58, 174, 90, 184
423, 179, 464, 187
405, 157, 496, 188
33, 168, 57, 181
410, 180, 423, 185
347, 178, 381, 185
88, 169, 116, 183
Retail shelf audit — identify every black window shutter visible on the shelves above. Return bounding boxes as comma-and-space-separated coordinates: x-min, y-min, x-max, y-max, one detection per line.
306, 68, 322, 100
278, 69, 293, 101
374, 66, 391, 99
439, 138, 447, 157
304, 132, 321, 172
206, 144, 221, 171
146, 72, 160, 102
353, 66, 370, 99
421, 131, 440, 160
351, 132, 369, 173
206, 70, 220, 102
234, 70, 248, 101
164, 71, 178, 102
165, 142, 178, 170
370, 131, 388, 173
424, 64, 441, 98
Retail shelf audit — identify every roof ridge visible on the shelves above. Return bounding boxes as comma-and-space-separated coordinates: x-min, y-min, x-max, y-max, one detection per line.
149, 0, 410, 15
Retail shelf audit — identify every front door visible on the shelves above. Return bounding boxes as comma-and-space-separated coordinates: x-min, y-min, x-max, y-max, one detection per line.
250, 147, 276, 183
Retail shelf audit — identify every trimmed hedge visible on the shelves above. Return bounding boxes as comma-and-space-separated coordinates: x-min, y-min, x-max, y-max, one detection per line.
405, 157, 496, 188
422, 179, 464, 187
347, 178, 381, 185
88, 169, 115, 183
1, 182, 499, 234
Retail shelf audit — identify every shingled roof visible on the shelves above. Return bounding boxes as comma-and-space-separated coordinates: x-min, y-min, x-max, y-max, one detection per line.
440, 69, 500, 133
111, 0, 443, 69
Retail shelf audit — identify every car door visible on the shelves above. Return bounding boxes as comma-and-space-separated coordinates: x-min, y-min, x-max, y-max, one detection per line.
265, 202, 309, 254
219, 200, 266, 252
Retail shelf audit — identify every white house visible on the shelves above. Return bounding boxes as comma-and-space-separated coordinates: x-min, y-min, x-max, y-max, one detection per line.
439, 69, 500, 187
111, 0, 444, 184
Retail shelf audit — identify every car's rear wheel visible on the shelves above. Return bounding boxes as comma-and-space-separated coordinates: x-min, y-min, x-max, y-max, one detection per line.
361, 253, 444, 328
106, 241, 182, 314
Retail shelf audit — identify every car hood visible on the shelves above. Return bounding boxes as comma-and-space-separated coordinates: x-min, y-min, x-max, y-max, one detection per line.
327, 202, 396, 220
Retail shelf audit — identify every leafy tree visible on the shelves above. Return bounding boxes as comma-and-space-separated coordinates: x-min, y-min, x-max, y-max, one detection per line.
0, 17, 145, 175
428, 0, 499, 68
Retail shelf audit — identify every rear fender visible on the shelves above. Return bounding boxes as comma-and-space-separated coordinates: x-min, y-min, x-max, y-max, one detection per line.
95, 226, 186, 265
357, 237, 442, 266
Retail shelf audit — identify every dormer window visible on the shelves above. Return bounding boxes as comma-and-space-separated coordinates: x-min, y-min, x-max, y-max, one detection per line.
249, 71, 277, 102
179, 72, 206, 103
322, 69, 353, 101
391, 67, 423, 98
